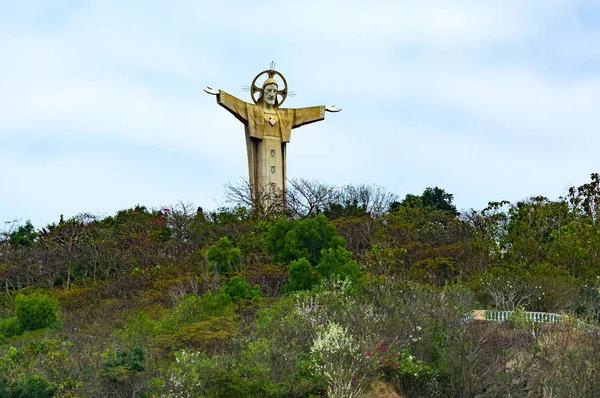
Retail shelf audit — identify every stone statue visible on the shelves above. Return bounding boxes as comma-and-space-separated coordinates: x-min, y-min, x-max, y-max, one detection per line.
205, 68, 341, 201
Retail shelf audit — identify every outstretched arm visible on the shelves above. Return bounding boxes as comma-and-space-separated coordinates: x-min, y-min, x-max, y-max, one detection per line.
290, 105, 326, 129
290, 104, 342, 129
205, 87, 248, 123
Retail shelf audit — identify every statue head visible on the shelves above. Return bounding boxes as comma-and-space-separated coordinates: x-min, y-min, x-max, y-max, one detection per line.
260, 78, 278, 107
250, 69, 288, 107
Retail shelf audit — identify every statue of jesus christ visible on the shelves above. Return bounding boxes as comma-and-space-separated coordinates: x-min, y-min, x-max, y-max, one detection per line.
204, 68, 341, 201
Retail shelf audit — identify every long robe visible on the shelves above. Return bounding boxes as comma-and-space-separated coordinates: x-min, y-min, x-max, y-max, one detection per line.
217, 91, 325, 197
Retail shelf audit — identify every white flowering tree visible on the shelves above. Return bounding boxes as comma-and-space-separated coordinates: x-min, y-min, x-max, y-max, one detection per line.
310, 322, 366, 398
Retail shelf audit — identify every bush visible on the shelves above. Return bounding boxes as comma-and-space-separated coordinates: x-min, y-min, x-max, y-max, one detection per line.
0, 316, 22, 338
103, 345, 146, 374
317, 247, 364, 286
15, 293, 61, 332
159, 351, 254, 397
285, 258, 319, 293
266, 214, 346, 265
310, 322, 367, 398
17, 375, 59, 398
224, 275, 261, 303
169, 291, 234, 326
207, 237, 242, 275
0, 375, 58, 398
470, 263, 579, 312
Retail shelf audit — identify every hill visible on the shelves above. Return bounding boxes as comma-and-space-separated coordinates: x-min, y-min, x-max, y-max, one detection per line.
1, 176, 600, 397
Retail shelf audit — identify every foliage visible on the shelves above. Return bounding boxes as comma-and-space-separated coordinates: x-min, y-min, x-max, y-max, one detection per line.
158, 350, 256, 398
224, 275, 261, 303
101, 345, 148, 397
316, 247, 365, 286
506, 306, 532, 328
0, 339, 76, 398
0, 374, 58, 398
145, 290, 233, 331
266, 214, 346, 265
0, 316, 22, 338
15, 293, 62, 332
392, 186, 458, 214
309, 321, 366, 398
366, 339, 435, 395
6, 177, 600, 396
9, 220, 38, 248
207, 236, 242, 275
102, 345, 146, 375
285, 258, 318, 293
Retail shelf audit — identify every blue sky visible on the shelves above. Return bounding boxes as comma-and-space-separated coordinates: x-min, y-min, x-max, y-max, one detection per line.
1, 0, 600, 228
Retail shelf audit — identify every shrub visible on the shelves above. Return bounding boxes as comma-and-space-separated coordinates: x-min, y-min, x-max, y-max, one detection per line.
317, 247, 364, 286
151, 317, 238, 357
266, 214, 346, 265
310, 322, 367, 398
470, 263, 579, 312
103, 345, 146, 374
15, 293, 61, 332
169, 291, 234, 326
207, 237, 242, 275
17, 375, 59, 398
0, 316, 22, 338
0, 375, 58, 398
224, 275, 261, 303
285, 258, 319, 293
159, 351, 253, 397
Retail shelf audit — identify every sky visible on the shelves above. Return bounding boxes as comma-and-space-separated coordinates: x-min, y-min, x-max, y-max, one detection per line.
1, 0, 600, 228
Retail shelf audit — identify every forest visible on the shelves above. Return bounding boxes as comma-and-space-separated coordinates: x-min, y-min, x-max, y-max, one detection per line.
2, 174, 600, 397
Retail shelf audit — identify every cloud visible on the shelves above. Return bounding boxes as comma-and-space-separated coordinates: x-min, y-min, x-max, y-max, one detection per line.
1, 0, 599, 226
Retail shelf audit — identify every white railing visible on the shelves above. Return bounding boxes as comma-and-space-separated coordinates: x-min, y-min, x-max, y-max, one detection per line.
464, 310, 563, 323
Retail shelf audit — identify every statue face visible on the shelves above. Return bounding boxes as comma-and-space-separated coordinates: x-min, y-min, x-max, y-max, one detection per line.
263, 83, 278, 106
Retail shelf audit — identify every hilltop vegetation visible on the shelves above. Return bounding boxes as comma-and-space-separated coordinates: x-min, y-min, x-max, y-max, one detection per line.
2, 175, 600, 397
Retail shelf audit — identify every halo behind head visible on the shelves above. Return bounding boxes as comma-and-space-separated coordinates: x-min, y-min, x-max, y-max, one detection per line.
250, 69, 288, 107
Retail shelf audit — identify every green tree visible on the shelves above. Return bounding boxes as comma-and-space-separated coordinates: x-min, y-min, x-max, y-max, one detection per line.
504, 196, 571, 264
102, 346, 148, 397
15, 293, 62, 332
284, 258, 319, 293
207, 236, 242, 275
316, 247, 364, 286
392, 186, 458, 214
225, 275, 261, 302
9, 220, 37, 247
16, 375, 58, 398
266, 214, 346, 265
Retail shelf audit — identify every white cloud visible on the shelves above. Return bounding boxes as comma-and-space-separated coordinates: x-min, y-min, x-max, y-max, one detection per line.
1, 0, 599, 226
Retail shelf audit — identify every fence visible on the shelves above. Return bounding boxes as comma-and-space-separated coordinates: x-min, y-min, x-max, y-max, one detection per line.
463, 310, 563, 323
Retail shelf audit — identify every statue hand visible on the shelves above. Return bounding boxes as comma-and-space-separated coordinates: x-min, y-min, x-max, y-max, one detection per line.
204, 86, 219, 95
325, 104, 342, 112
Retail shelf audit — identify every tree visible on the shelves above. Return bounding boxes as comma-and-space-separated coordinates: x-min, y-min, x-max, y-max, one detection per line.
504, 196, 570, 264
284, 258, 318, 293
393, 187, 458, 214
207, 237, 242, 275
325, 184, 397, 219
225, 180, 287, 220
266, 214, 346, 265
9, 220, 37, 247
225, 275, 261, 302
15, 293, 62, 331
286, 178, 336, 218
316, 247, 364, 286
421, 187, 457, 213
